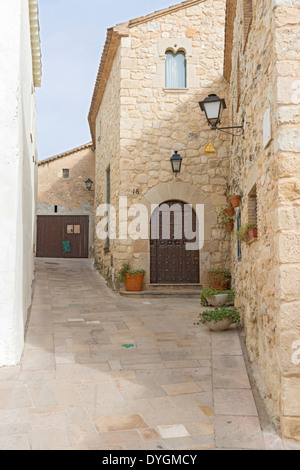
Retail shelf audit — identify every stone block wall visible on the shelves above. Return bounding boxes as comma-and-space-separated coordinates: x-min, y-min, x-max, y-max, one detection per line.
274, 0, 300, 441
94, 0, 232, 290
94, 45, 122, 281
38, 144, 95, 254
228, 0, 300, 439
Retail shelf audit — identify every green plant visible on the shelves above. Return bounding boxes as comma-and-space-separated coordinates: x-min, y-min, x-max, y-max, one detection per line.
208, 269, 230, 276
119, 263, 145, 283
237, 224, 257, 242
200, 288, 235, 306
127, 269, 145, 275
195, 307, 240, 325
218, 209, 234, 229
208, 269, 231, 290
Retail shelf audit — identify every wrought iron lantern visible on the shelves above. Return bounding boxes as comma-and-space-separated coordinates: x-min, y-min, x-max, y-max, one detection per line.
85, 178, 93, 191
199, 94, 226, 129
199, 94, 244, 136
170, 151, 182, 175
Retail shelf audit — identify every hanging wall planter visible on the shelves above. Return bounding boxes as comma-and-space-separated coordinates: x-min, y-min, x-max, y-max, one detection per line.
228, 195, 241, 208
218, 209, 234, 234
225, 220, 234, 233
237, 224, 258, 244
225, 206, 235, 217
246, 226, 258, 244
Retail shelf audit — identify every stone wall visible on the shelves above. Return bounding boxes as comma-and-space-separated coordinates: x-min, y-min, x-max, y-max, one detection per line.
274, 0, 300, 441
38, 144, 95, 254
93, 0, 232, 290
94, 45, 122, 281
228, 0, 300, 439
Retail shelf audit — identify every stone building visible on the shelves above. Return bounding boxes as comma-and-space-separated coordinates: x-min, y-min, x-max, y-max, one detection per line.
0, 0, 42, 365
88, 0, 300, 442
89, 0, 232, 291
224, 0, 300, 441
37, 143, 95, 258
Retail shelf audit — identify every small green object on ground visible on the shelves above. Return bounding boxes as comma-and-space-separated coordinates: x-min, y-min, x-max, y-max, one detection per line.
62, 240, 71, 253
122, 344, 135, 349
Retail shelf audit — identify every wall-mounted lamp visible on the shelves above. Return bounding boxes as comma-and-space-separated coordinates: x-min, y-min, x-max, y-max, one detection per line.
170, 151, 182, 176
199, 94, 244, 136
85, 178, 93, 191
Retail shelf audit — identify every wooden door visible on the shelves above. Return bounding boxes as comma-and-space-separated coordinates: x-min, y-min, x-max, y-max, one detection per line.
150, 201, 200, 284
37, 215, 89, 258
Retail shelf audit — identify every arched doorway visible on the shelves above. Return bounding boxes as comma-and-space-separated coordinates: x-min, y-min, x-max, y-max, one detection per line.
150, 200, 200, 284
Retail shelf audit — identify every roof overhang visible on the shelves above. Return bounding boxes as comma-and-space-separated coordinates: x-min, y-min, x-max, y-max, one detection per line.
29, 0, 42, 88
88, 25, 129, 146
128, 0, 205, 27
38, 142, 93, 165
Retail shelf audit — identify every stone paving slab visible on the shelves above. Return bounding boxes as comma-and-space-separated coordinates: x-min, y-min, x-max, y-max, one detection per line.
0, 259, 285, 450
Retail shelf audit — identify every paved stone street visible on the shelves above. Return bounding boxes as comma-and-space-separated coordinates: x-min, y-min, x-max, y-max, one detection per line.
0, 259, 284, 450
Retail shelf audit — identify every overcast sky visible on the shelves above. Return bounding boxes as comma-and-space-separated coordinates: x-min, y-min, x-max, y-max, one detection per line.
36, 0, 179, 160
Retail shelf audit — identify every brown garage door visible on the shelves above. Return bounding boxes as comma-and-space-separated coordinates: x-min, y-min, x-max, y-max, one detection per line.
37, 215, 89, 258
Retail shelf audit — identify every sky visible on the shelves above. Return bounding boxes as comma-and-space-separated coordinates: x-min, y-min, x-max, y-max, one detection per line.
36, 0, 180, 160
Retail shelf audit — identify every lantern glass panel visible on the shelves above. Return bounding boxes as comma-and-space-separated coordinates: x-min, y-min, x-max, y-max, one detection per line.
172, 160, 181, 173
204, 101, 221, 124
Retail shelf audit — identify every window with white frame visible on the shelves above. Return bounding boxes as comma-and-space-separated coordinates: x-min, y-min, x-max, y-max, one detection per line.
165, 50, 186, 89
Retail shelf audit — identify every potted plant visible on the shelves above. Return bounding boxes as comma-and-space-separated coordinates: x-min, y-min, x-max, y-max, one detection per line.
119, 263, 146, 292
237, 224, 258, 243
225, 206, 235, 217
195, 307, 240, 332
200, 288, 235, 307
228, 195, 241, 208
208, 269, 231, 291
246, 224, 258, 243
225, 219, 234, 233
218, 209, 234, 233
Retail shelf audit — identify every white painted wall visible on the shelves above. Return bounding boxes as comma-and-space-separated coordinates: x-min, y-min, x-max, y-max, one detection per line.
0, 0, 39, 365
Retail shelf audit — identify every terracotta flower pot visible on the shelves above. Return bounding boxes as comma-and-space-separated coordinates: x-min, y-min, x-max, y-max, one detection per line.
228, 195, 241, 208
246, 226, 258, 244
225, 206, 235, 217
209, 272, 230, 291
125, 273, 144, 292
225, 220, 234, 233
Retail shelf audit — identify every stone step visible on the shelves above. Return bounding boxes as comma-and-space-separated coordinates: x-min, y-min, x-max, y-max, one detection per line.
148, 283, 202, 291
119, 288, 202, 298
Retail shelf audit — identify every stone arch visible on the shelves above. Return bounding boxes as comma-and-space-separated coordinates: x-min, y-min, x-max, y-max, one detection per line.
137, 182, 218, 288
141, 181, 216, 241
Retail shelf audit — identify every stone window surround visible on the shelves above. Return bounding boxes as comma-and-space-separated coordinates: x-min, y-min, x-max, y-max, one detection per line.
243, 0, 253, 52
245, 164, 258, 239
104, 165, 111, 252
248, 182, 258, 230
165, 49, 187, 89
153, 37, 197, 89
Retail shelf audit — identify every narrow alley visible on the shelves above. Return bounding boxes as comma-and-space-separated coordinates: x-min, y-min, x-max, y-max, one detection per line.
0, 259, 284, 450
